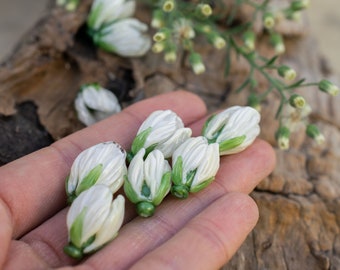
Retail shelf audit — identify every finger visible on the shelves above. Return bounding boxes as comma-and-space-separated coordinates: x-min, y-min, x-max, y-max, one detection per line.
0, 90, 207, 239
3, 209, 69, 270
217, 139, 276, 194
130, 193, 258, 270
76, 139, 274, 269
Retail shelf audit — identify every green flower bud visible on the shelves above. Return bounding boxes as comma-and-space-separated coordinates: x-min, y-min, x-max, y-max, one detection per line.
290, 0, 310, 11
189, 53, 205, 74
263, 12, 275, 29
270, 33, 285, 54
198, 4, 212, 17
289, 94, 306, 109
243, 30, 256, 52
206, 32, 226, 50
153, 30, 169, 42
247, 94, 261, 112
152, 42, 165, 53
163, 0, 175, 12
278, 65, 297, 81
306, 124, 325, 145
318, 79, 339, 96
151, 9, 165, 29
275, 126, 290, 150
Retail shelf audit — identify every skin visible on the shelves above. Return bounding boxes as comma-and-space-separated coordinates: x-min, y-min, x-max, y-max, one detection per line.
0, 91, 276, 270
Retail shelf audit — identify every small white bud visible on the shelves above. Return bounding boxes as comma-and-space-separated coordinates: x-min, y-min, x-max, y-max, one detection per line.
66, 141, 127, 202
124, 148, 171, 217
75, 84, 121, 126
130, 110, 192, 159
64, 185, 125, 258
202, 106, 260, 155
171, 137, 220, 198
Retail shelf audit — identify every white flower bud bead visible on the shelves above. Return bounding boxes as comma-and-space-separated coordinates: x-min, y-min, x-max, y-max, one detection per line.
129, 110, 192, 160
64, 185, 125, 259
93, 18, 151, 57
171, 137, 220, 199
87, 0, 136, 31
66, 141, 127, 202
202, 106, 260, 155
124, 148, 171, 217
75, 83, 121, 126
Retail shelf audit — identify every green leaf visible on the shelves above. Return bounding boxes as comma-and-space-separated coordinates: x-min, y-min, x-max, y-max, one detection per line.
235, 78, 250, 93
153, 171, 171, 206
70, 207, 87, 248
172, 156, 183, 186
285, 78, 306, 90
264, 55, 279, 68
131, 127, 152, 156
75, 164, 103, 195
186, 169, 197, 187
219, 135, 246, 153
87, 3, 103, 30
201, 114, 215, 137
123, 175, 141, 204
190, 177, 215, 193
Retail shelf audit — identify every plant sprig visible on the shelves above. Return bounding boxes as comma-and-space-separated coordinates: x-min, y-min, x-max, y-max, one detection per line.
146, 0, 339, 149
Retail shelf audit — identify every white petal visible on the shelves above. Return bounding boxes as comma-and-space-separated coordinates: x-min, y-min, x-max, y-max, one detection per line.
218, 106, 260, 143
99, 18, 151, 57
204, 106, 241, 140
90, 0, 136, 30
144, 150, 170, 198
82, 86, 121, 113
84, 195, 125, 253
74, 92, 97, 126
191, 143, 220, 187
172, 137, 208, 185
127, 148, 146, 200
74, 86, 121, 126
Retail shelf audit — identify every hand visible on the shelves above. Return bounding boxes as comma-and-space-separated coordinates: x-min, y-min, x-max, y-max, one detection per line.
0, 91, 275, 270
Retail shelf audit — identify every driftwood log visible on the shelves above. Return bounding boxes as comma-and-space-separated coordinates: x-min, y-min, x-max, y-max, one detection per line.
1, 0, 340, 269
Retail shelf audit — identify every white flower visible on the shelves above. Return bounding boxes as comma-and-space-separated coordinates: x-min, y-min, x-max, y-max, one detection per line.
66, 141, 127, 202
202, 106, 260, 155
93, 18, 151, 57
171, 137, 220, 198
87, 0, 136, 30
75, 84, 121, 126
130, 110, 192, 159
64, 185, 125, 258
124, 148, 171, 217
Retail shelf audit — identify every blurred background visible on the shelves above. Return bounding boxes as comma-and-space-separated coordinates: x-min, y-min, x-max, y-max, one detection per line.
0, 0, 339, 74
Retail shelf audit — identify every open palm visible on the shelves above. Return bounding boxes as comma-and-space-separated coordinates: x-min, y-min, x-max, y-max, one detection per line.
0, 91, 275, 270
